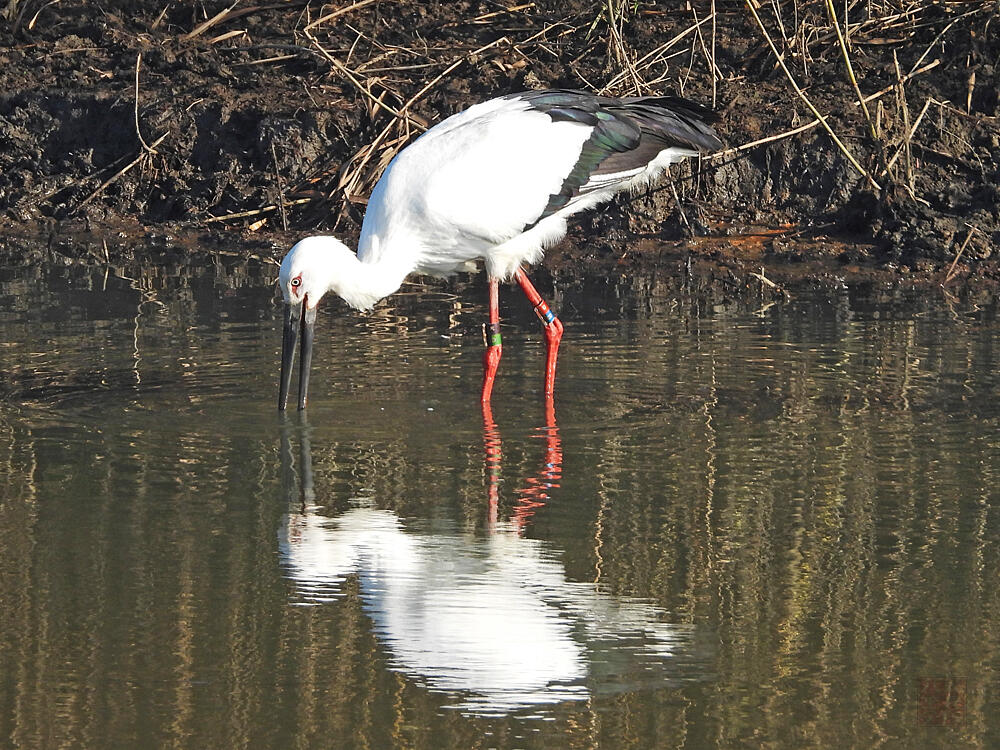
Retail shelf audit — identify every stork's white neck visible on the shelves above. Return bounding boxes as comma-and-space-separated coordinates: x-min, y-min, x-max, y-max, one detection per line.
328, 245, 411, 311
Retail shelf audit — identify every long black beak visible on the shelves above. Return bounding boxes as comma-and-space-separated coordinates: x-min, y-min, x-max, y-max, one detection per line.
279, 301, 317, 411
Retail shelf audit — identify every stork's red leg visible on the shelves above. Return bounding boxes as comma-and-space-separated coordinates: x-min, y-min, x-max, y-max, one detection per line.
514, 268, 564, 400
481, 277, 502, 405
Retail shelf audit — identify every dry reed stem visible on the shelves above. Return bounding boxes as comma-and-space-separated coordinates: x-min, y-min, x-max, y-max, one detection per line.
601, 14, 713, 93
749, 266, 790, 299
303, 0, 381, 31
471, 3, 536, 25
943, 225, 977, 284
930, 96, 999, 125
180, 2, 288, 41
328, 35, 511, 212
882, 96, 932, 177
715, 119, 823, 158
181, 1, 239, 40
151, 4, 168, 30
892, 51, 916, 196
711, 0, 717, 108
271, 142, 288, 231
714, 59, 941, 161
908, 5, 990, 76
204, 198, 312, 224
687, 5, 722, 103
208, 29, 248, 44
26, 0, 58, 30
824, 0, 882, 149
603, 1, 643, 92
746, 0, 881, 191
860, 59, 940, 105
303, 29, 427, 130
244, 53, 298, 66
134, 53, 157, 155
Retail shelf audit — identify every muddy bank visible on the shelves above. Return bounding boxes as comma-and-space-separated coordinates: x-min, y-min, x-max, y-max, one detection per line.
1, 1, 997, 283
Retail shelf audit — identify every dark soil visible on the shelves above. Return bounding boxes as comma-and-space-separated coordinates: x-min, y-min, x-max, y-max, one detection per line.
1, 1, 997, 286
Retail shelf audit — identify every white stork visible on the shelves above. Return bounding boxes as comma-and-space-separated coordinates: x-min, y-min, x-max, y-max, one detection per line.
278, 89, 722, 410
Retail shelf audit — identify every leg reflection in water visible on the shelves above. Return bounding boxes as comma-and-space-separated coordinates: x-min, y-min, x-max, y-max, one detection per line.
482, 399, 562, 533
281, 402, 562, 533
279, 399, 561, 529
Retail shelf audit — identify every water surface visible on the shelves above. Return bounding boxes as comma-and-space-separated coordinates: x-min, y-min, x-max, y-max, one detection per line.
1, 247, 997, 749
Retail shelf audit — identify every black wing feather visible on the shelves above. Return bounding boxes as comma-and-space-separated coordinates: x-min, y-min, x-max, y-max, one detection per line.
510, 90, 722, 230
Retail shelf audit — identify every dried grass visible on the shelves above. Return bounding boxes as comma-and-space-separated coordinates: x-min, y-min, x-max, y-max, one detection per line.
35, 0, 992, 232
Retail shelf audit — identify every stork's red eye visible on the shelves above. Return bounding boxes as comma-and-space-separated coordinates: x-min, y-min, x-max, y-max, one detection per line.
291, 277, 301, 287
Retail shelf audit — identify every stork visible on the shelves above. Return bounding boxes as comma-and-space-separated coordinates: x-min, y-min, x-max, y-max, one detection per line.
278, 89, 722, 410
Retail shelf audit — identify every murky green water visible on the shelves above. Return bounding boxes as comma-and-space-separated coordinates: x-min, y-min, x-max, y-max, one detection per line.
1, 248, 998, 749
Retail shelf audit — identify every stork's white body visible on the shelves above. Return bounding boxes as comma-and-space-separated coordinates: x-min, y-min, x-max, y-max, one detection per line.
358, 96, 696, 286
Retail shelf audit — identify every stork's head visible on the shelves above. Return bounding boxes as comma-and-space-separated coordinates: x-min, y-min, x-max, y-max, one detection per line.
279, 236, 350, 308
278, 236, 349, 411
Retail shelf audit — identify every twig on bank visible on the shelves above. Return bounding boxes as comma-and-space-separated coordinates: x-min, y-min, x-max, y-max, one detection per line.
74, 51, 170, 217
203, 198, 312, 224
710, 0, 717, 108
930, 96, 999, 125
401, 39, 502, 112
303, 29, 427, 130
908, 5, 989, 77
134, 53, 157, 155
746, 0, 881, 191
892, 50, 922, 200
151, 4, 169, 30
882, 95, 934, 182
666, 173, 692, 233
602, 1, 643, 92
716, 119, 823, 158
208, 29, 248, 44
303, 0, 381, 31
749, 266, 791, 299
324, 35, 511, 216
471, 2, 535, 24
715, 60, 940, 160
181, 1, 241, 41
600, 14, 713, 93
74, 132, 169, 213
240, 53, 298, 66
271, 142, 288, 231
942, 225, 978, 285
689, 7, 722, 90
180, 2, 288, 41
858, 59, 940, 105
824, 0, 886, 166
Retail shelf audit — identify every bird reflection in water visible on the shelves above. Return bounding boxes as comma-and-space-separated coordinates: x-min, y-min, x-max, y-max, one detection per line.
278, 410, 706, 716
